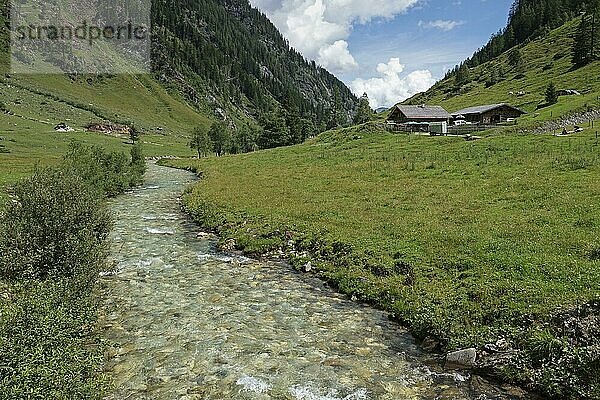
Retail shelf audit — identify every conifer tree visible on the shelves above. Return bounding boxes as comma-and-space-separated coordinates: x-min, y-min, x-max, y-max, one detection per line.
353, 93, 373, 124
545, 82, 559, 105
572, 14, 592, 67
571, 7, 600, 68
455, 63, 471, 86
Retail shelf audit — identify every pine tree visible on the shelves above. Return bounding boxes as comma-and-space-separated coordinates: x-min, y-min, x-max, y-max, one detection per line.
572, 14, 592, 67
455, 63, 471, 86
545, 82, 558, 105
353, 93, 373, 125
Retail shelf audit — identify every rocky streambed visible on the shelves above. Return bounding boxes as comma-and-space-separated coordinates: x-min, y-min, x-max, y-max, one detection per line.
99, 163, 530, 400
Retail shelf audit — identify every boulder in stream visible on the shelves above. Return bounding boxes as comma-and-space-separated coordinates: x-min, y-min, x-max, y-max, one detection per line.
446, 348, 477, 368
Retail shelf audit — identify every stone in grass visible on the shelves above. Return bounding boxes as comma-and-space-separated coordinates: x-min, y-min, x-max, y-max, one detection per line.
446, 348, 477, 368
303, 261, 313, 272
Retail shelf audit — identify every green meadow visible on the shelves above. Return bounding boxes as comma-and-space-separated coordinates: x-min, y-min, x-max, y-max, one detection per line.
0, 73, 211, 199
164, 125, 600, 397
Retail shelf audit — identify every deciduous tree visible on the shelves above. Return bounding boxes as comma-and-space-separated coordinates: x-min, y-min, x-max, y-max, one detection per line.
189, 126, 213, 158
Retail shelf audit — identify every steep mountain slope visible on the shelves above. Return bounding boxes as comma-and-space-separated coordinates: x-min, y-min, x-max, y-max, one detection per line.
453, 0, 590, 72
0, 0, 6, 71
0, 0, 357, 154
152, 0, 356, 144
405, 17, 600, 128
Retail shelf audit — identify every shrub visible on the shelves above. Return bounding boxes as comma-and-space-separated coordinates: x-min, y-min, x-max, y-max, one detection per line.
63, 141, 145, 197
0, 280, 107, 399
0, 167, 112, 282
129, 143, 147, 185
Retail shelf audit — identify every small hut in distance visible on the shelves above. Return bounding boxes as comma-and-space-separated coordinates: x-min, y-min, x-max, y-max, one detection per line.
451, 104, 525, 124
388, 104, 451, 124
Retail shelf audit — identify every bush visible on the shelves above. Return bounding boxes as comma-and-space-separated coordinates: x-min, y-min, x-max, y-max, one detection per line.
130, 143, 147, 185
62, 141, 145, 197
0, 167, 111, 282
0, 280, 107, 399
0, 141, 145, 398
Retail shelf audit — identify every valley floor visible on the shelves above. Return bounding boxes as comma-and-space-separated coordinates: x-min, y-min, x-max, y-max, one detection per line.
162, 125, 600, 399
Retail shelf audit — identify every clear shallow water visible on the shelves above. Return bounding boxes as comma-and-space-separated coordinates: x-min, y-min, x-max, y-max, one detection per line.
100, 163, 526, 400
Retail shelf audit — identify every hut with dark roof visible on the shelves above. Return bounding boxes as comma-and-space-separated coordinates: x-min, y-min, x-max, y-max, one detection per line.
388, 105, 450, 124
451, 104, 525, 124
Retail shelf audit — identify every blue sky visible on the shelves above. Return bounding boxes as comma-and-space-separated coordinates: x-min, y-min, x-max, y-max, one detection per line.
346, 0, 514, 82
250, 0, 515, 108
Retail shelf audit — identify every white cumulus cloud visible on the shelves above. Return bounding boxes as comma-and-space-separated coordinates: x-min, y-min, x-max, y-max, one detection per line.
350, 58, 436, 109
249, 0, 418, 73
318, 40, 358, 71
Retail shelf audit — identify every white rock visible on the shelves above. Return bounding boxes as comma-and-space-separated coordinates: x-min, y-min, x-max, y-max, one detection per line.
303, 261, 312, 272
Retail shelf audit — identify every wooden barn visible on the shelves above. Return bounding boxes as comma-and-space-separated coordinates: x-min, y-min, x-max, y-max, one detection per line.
387, 105, 451, 124
451, 104, 525, 124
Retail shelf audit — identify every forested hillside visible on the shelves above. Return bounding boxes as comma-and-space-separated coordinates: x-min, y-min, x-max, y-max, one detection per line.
0, 0, 7, 70
152, 0, 357, 148
446, 0, 596, 79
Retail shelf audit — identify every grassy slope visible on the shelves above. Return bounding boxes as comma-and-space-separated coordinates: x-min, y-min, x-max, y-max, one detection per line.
0, 73, 213, 189
163, 124, 600, 397
406, 19, 600, 127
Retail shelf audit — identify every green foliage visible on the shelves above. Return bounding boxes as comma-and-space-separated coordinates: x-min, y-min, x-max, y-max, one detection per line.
0, 0, 7, 73
327, 88, 350, 129
508, 47, 523, 67
208, 122, 231, 156
545, 82, 559, 104
189, 125, 213, 158
62, 141, 146, 197
572, 12, 600, 67
258, 111, 291, 149
233, 124, 259, 153
454, 63, 471, 86
0, 168, 111, 282
130, 144, 147, 185
353, 94, 373, 125
0, 142, 142, 397
0, 281, 107, 399
128, 122, 141, 145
